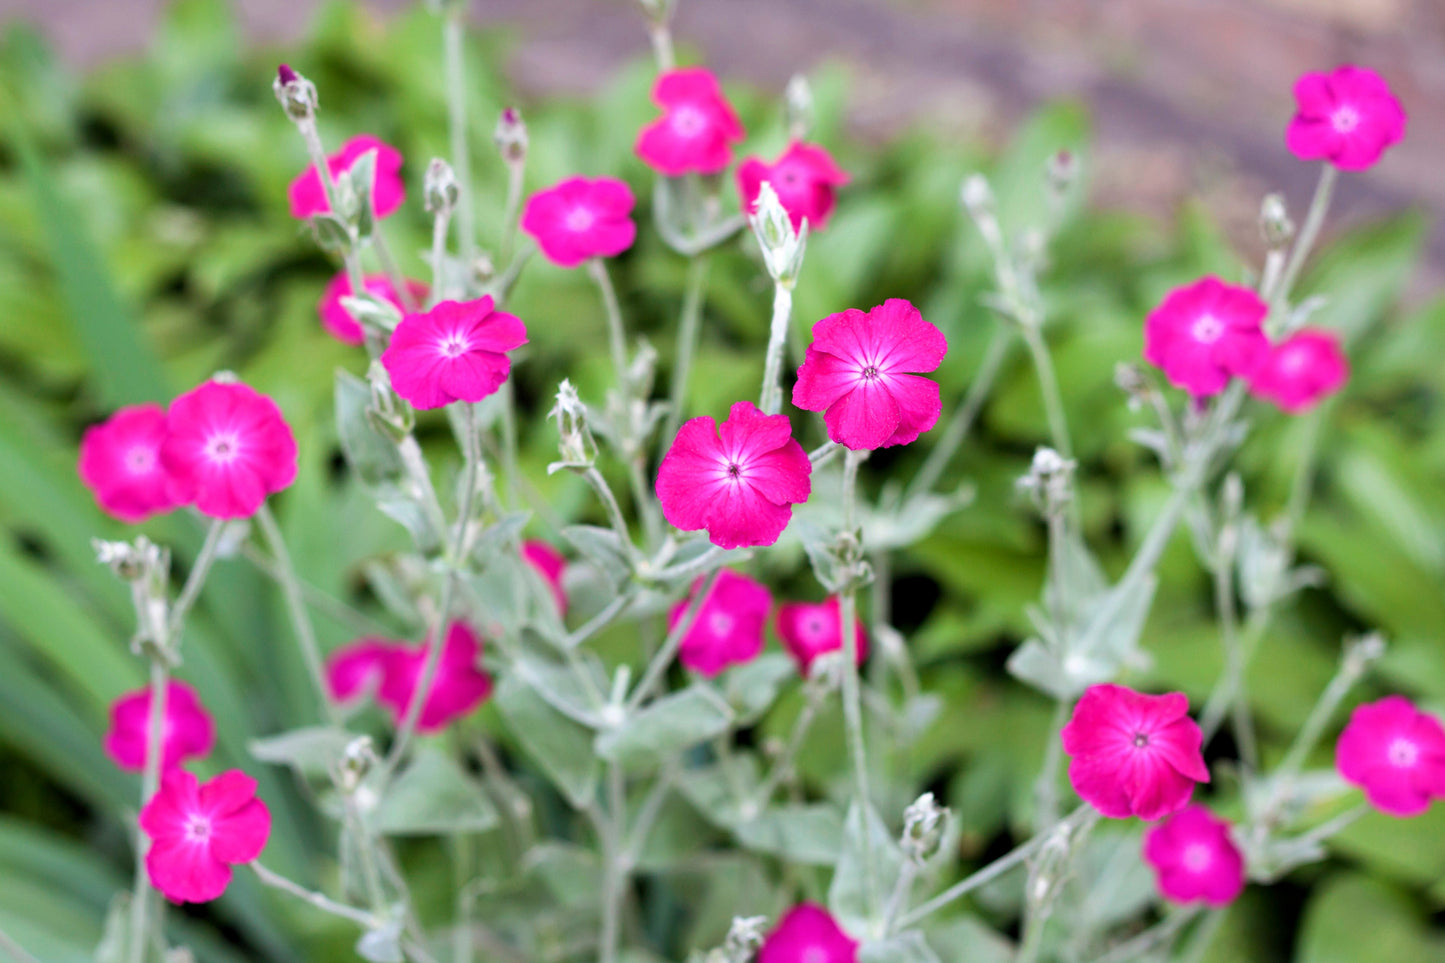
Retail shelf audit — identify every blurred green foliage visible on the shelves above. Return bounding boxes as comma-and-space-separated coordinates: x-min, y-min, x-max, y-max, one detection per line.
0, 0, 1442, 960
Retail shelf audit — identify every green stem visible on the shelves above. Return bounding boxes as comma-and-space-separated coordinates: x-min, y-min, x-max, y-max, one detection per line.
429, 199, 454, 305
587, 259, 630, 391
252, 861, 377, 927
663, 254, 711, 443
1020, 325, 1073, 462
373, 231, 418, 311
167, 519, 227, 638
1199, 608, 1270, 745
748, 695, 822, 812
758, 281, 796, 416
1095, 907, 1202, 963
499, 157, 526, 269
627, 568, 721, 712
0, 927, 40, 963
838, 450, 877, 917
1274, 658, 1362, 788
1033, 699, 1069, 830
256, 504, 339, 725
443, 8, 476, 268
907, 328, 1011, 500
241, 543, 395, 638
1270, 164, 1338, 314
583, 467, 638, 563
1213, 539, 1258, 771
126, 658, 169, 963
598, 763, 628, 963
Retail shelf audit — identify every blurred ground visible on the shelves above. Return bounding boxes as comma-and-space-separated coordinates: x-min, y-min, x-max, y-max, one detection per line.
6, 0, 1444, 285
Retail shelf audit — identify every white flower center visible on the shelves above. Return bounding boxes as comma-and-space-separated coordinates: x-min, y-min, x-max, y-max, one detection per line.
1190, 314, 1225, 344
438, 332, 472, 359
805, 615, 826, 639
124, 446, 155, 475
1331, 105, 1361, 133
205, 433, 241, 464
565, 207, 596, 232
802, 948, 828, 963
1387, 736, 1419, 768
1280, 346, 1310, 375
1133, 731, 1151, 749
1182, 842, 1212, 873
185, 815, 213, 842
671, 105, 705, 137
707, 611, 735, 637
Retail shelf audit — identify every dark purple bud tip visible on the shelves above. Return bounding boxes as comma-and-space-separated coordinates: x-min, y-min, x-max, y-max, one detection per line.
501, 107, 519, 124
278, 64, 299, 85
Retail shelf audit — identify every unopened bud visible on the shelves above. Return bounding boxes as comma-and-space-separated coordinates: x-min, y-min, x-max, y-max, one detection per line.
1259, 193, 1295, 248
721, 916, 768, 961
902, 792, 950, 863
272, 63, 318, 121
424, 158, 459, 214
749, 181, 807, 286
472, 252, 497, 287
94, 536, 168, 584
1342, 632, 1387, 678
1114, 361, 1149, 410
1018, 447, 1076, 516
1047, 149, 1078, 195
336, 735, 377, 793
785, 74, 813, 140
960, 173, 994, 220
494, 107, 528, 165
548, 380, 598, 474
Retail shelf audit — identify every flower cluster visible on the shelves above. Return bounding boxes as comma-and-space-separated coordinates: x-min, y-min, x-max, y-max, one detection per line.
326, 621, 495, 733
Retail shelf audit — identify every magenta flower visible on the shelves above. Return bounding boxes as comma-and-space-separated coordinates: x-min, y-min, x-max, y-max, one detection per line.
319, 271, 428, 345
522, 540, 568, 615
635, 67, 745, 176
737, 142, 850, 232
656, 401, 812, 550
792, 299, 947, 451
380, 297, 527, 410
1142, 277, 1270, 398
520, 176, 638, 268
1247, 329, 1349, 414
161, 381, 298, 520
1336, 695, 1445, 817
103, 681, 215, 773
288, 134, 406, 220
1142, 805, 1245, 907
377, 622, 494, 733
1286, 66, 1406, 171
775, 597, 868, 675
669, 570, 772, 678
758, 903, 858, 963
78, 403, 183, 524
139, 769, 271, 904
326, 638, 394, 703
1061, 684, 1210, 821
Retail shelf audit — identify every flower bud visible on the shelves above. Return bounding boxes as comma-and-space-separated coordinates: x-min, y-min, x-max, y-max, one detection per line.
960, 173, 994, 220
94, 536, 168, 584
749, 181, 807, 286
902, 792, 950, 864
424, 157, 459, 214
1047, 149, 1078, 194
785, 73, 814, 140
1342, 631, 1387, 678
272, 63, 318, 121
1113, 361, 1149, 410
548, 380, 599, 474
494, 107, 528, 166
1017, 447, 1076, 517
335, 735, 377, 794
1259, 192, 1295, 248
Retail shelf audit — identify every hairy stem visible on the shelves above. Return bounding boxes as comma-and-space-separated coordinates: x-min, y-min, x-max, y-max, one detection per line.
627, 568, 721, 712
907, 328, 1011, 500
587, 259, 630, 391
1020, 325, 1073, 462
443, 7, 476, 268
256, 504, 339, 725
663, 254, 711, 443
253, 861, 377, 927
758, 282, 796, 416
126, 658, 169, 963
838, 450, 877, 917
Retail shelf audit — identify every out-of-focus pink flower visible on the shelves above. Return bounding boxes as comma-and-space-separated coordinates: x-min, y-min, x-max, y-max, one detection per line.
1336, 695, 1445, 817
326, 638, 395, 703
1142, 277, 1270, 398
669, 570, 772, 677
737, 142, 849, 232
377, 622, 494, 733
380, 297, 527, 410
140, 769, 270, 904
161, 381, 298, 520
635, 67, 745, 176
1142, 805, 1245, 907
1286, 66, 1406, 171
104, 681, 215, 773
318, 272, 428, 345
656, 401, 812, 550
78, 403, 183, 523
1247, 329, 1349, 414
1061, 684, 1210, 821
521, 177, 637, 268
775, 597, 868, 674
521, 540, 568, 615
792, 299, 947, 451
758, 903, 858, 963
288, 135, 406, 220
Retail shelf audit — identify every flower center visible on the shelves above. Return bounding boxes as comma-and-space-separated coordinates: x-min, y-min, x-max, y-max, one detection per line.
861, 365, 881, 381
1133, 732, 1151, 749
185, 815, 213, 842
726, 462, 743, 479
438, 332, 472, 359
124, 446, 156, 475
805, 616, 825, 639
1331, 105, 1361, 133
671, 105, 706, 137
565, 207, 596, 232
707, 611, 735, 637
1182, 842, 1213, 873
1190, 314, 1225, 344
1387, 736, 1419, 768
205, 433, 241, 464
801, 948, 828, 963
1280, 346, 1310, 375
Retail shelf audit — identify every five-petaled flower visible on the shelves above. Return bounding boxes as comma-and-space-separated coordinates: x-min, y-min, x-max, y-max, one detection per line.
288, 134, 407, 220
521, 176, 638, 268
381, 296, 527, 410
1247, 328, 1349, 414
377, 622, 495, 733
656, 400, 812, 549
1286, 65, 1406, 171
670, 570, 772, 677
1336, 695, 1445, 817
319, 271, 428, 345
635, 67, 745, 176
161, 380, 299, 520
1142, 805, 1246, 907
1061, 683, 1210, 821
326, 637, 395, 705
737, 142, 850, 232
104, 681, 215, 773
140, 769, 271, 904
775, 597, 868, 675
78, 403, 183, 524
758, 903, 858, 963
1142, 276, 1270, 398
792, 299, 947, 451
